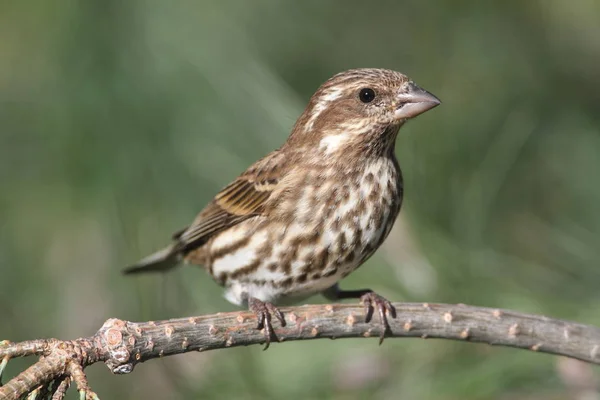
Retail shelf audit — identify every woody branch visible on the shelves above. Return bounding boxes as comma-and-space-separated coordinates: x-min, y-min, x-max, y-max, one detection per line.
2, 302, 600, 399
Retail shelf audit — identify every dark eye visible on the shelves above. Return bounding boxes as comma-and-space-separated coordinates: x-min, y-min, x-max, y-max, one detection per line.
359, 88, 376, 103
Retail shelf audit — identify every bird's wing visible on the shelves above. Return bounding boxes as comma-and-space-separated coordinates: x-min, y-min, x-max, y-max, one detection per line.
173, 150, 286, 253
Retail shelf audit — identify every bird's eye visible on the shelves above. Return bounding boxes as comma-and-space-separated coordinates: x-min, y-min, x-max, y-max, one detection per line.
359, 88, 376, 103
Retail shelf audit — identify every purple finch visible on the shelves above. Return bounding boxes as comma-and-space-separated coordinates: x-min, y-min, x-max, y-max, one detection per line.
125, 68, 440, 347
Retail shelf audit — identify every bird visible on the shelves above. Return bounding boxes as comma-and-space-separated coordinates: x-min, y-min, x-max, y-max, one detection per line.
124, 68, 440, 348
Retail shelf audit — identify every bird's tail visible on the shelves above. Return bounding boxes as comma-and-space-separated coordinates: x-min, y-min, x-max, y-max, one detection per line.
123, 244, 181, 275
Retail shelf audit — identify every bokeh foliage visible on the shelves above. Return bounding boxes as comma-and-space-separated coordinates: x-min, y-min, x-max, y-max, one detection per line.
1, 1, 600, 399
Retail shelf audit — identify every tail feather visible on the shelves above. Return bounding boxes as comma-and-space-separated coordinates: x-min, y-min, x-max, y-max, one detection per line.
123, 245, 181, 275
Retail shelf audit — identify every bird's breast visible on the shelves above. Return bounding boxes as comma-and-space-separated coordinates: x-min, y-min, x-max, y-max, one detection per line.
206, 157, 402, 305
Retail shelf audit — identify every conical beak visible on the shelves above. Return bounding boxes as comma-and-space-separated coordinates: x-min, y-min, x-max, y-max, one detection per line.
394, 81, 441, 120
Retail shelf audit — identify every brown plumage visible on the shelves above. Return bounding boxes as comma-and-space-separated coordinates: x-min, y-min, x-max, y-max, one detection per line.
124, 68, 440, 347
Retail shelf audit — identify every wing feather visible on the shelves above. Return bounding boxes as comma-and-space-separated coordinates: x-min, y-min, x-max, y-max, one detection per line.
173, 151, 287, 253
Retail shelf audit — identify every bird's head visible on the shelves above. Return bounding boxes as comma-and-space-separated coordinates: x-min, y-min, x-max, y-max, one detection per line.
288, 68, 440, 156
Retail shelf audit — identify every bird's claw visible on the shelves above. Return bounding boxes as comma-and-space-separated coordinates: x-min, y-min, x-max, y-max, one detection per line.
360, 292, 396, 345
248, 298, 285, 350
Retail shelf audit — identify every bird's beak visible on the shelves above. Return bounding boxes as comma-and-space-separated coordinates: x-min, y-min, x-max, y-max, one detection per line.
394, 81, 441, 120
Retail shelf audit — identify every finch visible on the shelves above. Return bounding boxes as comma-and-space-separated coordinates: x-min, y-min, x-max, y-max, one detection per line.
125, 68, 440, 347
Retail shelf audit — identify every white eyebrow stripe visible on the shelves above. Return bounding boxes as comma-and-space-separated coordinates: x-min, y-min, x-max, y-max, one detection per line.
321, 87, 344, 102
304, 87, 345, 132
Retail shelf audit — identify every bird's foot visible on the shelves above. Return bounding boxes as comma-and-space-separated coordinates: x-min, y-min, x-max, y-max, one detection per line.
360, 292, 397, 345
248, 297, 286, 350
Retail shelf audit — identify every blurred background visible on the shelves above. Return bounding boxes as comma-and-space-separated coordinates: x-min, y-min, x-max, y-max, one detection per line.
1, 1, 600, 399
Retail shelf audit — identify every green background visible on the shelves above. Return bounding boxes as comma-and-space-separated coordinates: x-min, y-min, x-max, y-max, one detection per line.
2, 1, 600, 399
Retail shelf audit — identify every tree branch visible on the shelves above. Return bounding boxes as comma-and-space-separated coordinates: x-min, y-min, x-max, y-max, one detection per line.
2, 302, 600, 399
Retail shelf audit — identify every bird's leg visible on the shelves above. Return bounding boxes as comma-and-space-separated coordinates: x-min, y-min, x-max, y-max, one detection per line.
323, 284, 396, 344
247, 296, 286, 350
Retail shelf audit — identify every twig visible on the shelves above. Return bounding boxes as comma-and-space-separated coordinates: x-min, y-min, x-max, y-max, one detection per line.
1, 302, 600, 399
